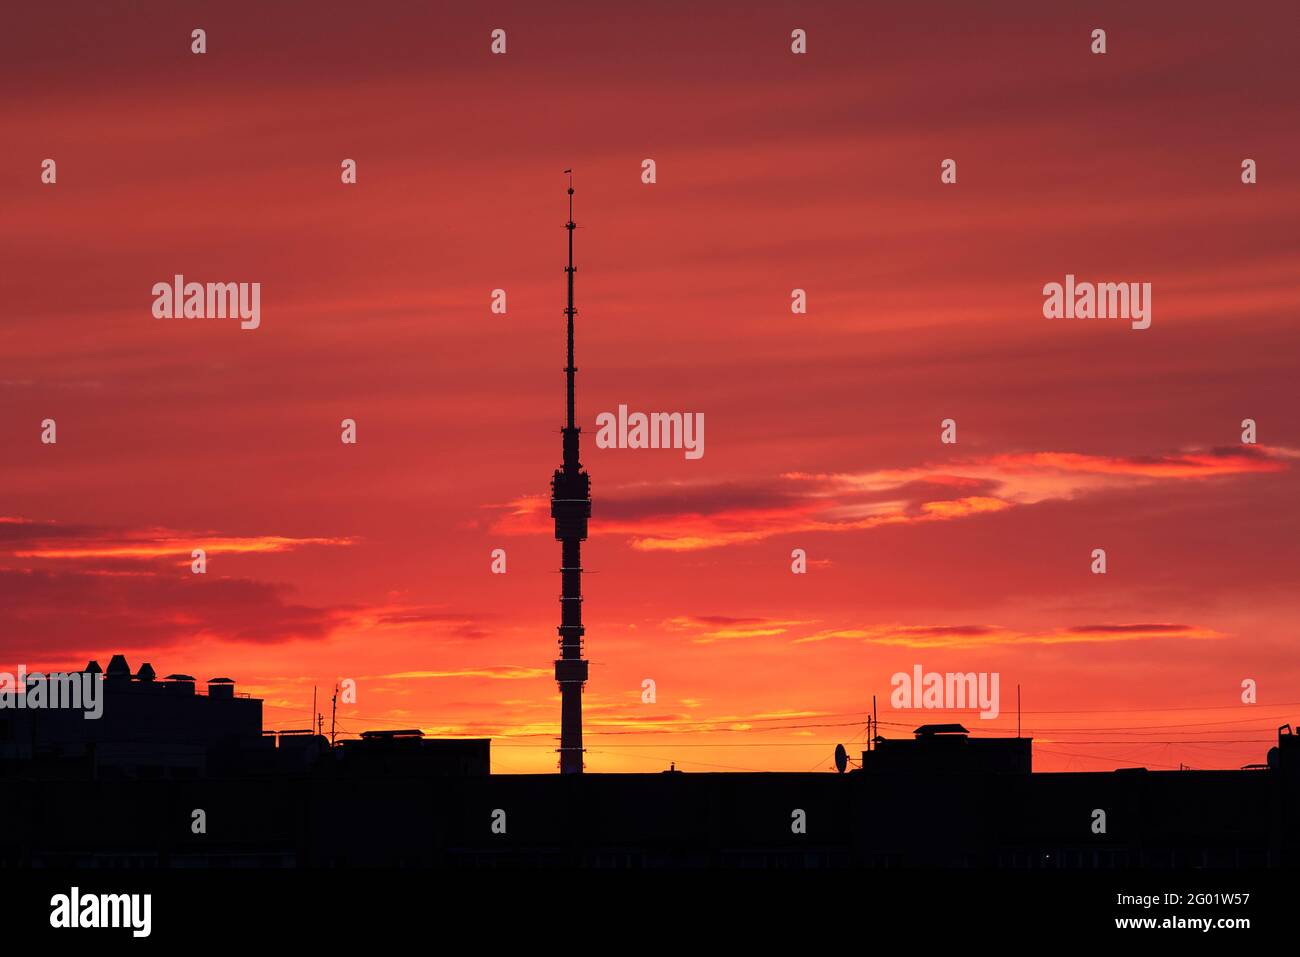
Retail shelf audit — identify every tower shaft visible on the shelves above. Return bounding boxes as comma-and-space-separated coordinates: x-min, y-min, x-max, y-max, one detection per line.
551, 175, 590, 774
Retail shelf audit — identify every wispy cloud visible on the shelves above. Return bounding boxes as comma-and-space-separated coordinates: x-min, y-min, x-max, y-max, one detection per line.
663, 615, 816, 643
492, 445, 1293, 551
0, 518, 356, 655
0, 517, 353, 561
794, 622, 1224, 648
369, 667, 549, 681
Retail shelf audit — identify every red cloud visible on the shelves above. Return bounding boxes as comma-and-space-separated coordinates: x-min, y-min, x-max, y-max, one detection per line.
491, 446, 1293, 551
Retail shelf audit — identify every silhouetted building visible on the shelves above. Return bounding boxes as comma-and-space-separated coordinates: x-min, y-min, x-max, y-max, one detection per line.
0, 654, 260, 779
335, 731, 489, 777
863, 723, 1032, 774
3, 725, 1297, 868
2, 656, 1299, 867
266, 729, 330, 771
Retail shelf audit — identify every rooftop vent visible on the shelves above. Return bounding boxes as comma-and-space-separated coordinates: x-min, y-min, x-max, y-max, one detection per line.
913, 724, 970, 737
162, 674, 196, 695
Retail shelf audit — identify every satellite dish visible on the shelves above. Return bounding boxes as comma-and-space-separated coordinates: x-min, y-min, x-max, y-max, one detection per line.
834, 743, 848, 774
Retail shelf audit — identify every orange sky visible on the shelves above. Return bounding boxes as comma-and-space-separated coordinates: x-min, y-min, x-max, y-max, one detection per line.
2, 1, 1299, 773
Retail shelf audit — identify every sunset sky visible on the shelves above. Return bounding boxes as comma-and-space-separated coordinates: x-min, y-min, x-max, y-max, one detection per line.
2, 1, 1298, 773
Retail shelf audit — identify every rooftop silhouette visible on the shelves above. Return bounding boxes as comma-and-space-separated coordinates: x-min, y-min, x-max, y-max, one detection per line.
3, 650, 1298, 867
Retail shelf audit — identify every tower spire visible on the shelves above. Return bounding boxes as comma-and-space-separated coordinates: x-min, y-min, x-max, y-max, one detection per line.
565, 169, 576, 434
551, 171, 591, 774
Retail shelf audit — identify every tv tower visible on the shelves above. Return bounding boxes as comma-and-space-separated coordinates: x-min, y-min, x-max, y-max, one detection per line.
551, 171, 591, 774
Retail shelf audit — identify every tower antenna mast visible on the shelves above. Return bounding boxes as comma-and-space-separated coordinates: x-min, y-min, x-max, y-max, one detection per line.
551, 170, 592, 774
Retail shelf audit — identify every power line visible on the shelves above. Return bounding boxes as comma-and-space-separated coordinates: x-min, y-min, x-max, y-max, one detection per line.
479, 736, 1277, 751
269, 699, 1300, 722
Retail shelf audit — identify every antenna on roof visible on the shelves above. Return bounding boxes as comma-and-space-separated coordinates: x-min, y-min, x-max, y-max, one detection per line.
834, 743, 848, 774
330, 684, 338, 748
